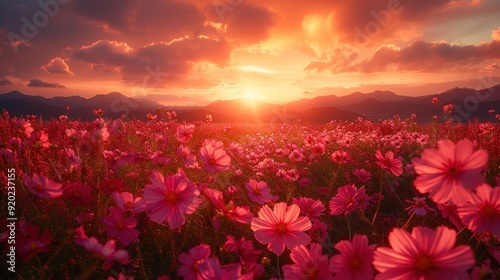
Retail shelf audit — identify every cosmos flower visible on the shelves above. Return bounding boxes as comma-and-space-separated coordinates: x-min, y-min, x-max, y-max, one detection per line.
199, 142, 231, 173
292, 197, 326, 222
329, 234, 376, 280
282, 243, 333, 280
329, 184, 369, 216
457, 183, 500, 235
245, 179, 273, 204
178, 244, 211, 280
101, 207, 139, 246
412, 139, 488, 205
251, 202, 312, 256
373, 226, 475, 280
175, 124, 195, 143
375, 150, 403, 176
22, 173, 63, 198
143, 169, 201, 229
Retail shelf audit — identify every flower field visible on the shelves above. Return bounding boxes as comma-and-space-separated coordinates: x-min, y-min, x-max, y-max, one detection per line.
1, 110, 500, 279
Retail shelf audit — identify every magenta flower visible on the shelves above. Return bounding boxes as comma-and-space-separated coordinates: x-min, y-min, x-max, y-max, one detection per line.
375, 150, 402, 176
199, 142, 231, 173
143, 169, 201, 229
251, 202, 312, 256
81, 237, 130, 270
175, 124, 195, 143
292, 197, 326, 222
112, 192, 147, 213
283, 243, 333, 280
329, 184, 369, 216
246, 179, 273, 204
22, 173, 63, 198
412, 139, 488, 205
373, 226, 475, 279
17, 224, 52, 262
101, 207, 139, 246
457, 183, 500, 235
353, 168, 372, 183
178, 244, 211, 280
329, 234, 376, 280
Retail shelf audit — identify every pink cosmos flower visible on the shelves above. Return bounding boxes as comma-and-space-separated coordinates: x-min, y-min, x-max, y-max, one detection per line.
177, 144, 199, 168
15, 118, 34, 138
251, 202, 312, 256
308, 221, 328, 242
198, 258, 250, 280
17, 225, 52, 262
112, 192, 147, 213
412, 139, 488, 205
81, 237, 130, 270
375, 150, 403, 176
178, 244, 211, 280
292, 197, 326, 222
311, 143, 326, 156
330, 150, 352, 164
246, 179, 273, 204
289, 149, 305, 162
329, 234, 376, 280
200, 185, 253, 224
143, 169, 201, 229
330, 184, 369, 216
405, 197, 436, 216
457, 183, 500, 235
175, 124, 195, 143
443, 104, 454, 113
101, 207, 139, 246
199, 142, 231, 173
373, 226, 475, 280
437, 203, 463, 231
282, 243, 333, 280
353, 168, 372, 183
223, 235, 261, 265
22, 173, 63, 198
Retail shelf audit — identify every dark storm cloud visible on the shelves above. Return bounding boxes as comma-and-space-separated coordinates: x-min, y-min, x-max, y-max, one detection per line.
28, 78, 65, 88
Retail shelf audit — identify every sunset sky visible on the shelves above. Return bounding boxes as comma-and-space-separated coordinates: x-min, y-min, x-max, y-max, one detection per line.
1, 0, 500, 105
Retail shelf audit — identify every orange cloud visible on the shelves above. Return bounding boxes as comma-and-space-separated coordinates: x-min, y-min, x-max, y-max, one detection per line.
41, 57, 74, 75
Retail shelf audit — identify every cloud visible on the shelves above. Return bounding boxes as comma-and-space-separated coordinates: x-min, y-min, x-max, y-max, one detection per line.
71, 37, 231, 86
216, 3, 276, 44
493, 27, 500, 41
41, 57, 74, 75
306, 39, 500, 73
28, 79, 65, 88
0, 77, 13, 85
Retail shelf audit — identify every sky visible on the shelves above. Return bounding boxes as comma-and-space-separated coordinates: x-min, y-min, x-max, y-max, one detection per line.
0, 0, 500, 106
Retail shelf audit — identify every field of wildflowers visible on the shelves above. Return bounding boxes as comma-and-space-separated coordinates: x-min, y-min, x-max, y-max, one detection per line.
1, 107, 500, 279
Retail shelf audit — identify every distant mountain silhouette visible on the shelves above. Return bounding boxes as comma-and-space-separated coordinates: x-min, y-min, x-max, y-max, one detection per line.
1, 84, 499, 123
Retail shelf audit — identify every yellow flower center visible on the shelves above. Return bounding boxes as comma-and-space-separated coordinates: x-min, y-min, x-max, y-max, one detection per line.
33, 184, 44, 191
125, 201, 134, 209
30, 242, 38, 251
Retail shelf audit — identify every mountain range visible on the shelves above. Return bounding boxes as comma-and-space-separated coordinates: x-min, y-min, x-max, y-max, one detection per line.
1, 84, 499, 123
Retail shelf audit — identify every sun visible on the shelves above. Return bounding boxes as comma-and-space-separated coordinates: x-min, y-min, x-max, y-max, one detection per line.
244, 89, 258, 100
